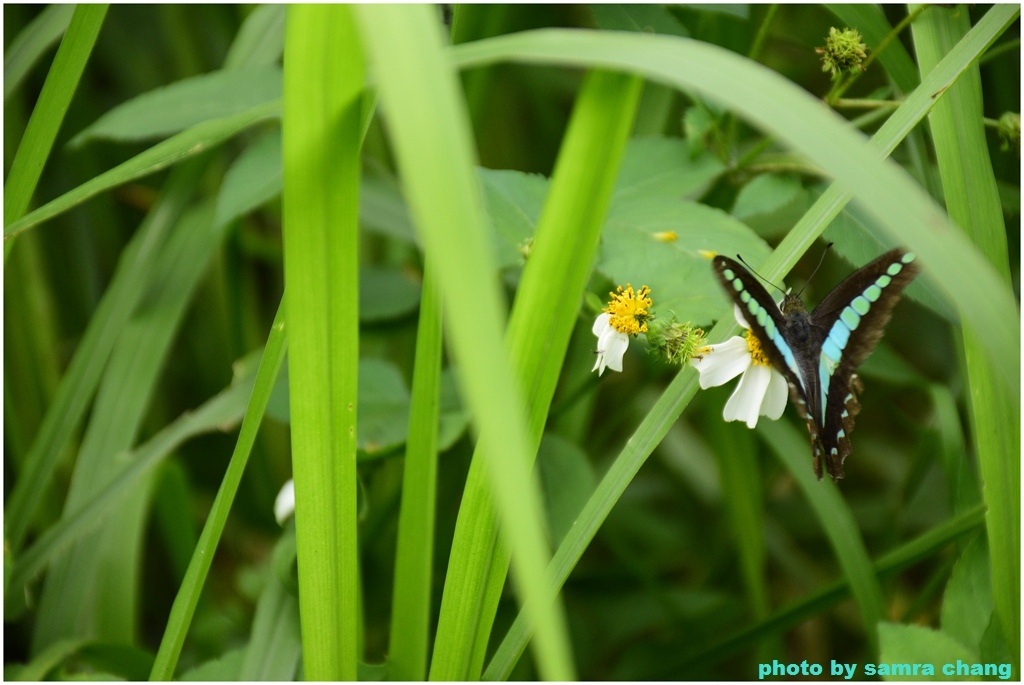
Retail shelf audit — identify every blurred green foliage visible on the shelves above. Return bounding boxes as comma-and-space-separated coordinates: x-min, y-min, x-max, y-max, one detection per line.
4, 4, 1019, 681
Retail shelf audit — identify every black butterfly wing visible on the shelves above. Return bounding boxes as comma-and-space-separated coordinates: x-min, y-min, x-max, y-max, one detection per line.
712, 256, 816, 413
807, 249, 920, 480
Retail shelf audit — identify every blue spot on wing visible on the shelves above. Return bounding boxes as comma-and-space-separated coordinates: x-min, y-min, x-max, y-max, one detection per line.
828, 320, 850, 349
822, 337, 843, 363
772, 334, 800, 379
819, 356, 831, 417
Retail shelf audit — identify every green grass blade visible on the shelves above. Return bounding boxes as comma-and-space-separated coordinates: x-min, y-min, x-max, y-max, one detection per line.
222, 5, 285, 70
3, 4, 76, 101
4, 157, 208, 553
355, 6, 593, 680
150, 301, 287, 680
428, 68, 641, 680
5, 358, 261, 611
32, 200, 224, 649
282, 6, 364, 679
758, 421, 884, 652
4, 4, 108, 261
911, 4, 1019, 667
3, 100, 280, 242
3, 231, 63, 467
388, 265, 442, 681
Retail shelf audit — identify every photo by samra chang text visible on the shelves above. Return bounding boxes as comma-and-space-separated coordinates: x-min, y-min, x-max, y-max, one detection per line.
758, 659, 1013, 680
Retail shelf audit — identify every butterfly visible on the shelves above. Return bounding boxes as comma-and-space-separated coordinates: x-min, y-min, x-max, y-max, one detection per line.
713, 249, 919, 481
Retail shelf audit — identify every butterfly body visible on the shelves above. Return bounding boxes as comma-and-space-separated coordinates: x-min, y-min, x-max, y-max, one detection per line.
713, 249, 919, 481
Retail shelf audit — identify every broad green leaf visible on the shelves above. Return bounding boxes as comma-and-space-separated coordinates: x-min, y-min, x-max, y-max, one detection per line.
361, 174, 417, 243
612, 136, 726, 202
261, 360, 468, 456
732, 174, 802, 220
941, 537, 993, 653
359, 358, 415, 457
215, 127, 281, 228
590, 4, 689, 37
70, 66, 282, 146
599, 196, 771, 324
178, 648, 245, 681
877, 622, 978, 681
537, 434, 597, 546
359, 266, 422, 323
479, 167, 549, 269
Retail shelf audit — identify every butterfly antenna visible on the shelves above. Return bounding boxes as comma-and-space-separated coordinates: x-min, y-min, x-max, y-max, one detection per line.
795, 242, 834, 298
736, 254, 787, 297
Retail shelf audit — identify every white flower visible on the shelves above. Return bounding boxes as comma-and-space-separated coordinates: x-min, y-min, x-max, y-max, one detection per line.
592, 312, 630, 376
591, 284, 653, 376
690, 305, 788, 428
274, 478, 295, 525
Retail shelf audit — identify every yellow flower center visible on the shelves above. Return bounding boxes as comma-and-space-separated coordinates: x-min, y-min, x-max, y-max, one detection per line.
745, 329, 771, 366
605, 284, 652, 336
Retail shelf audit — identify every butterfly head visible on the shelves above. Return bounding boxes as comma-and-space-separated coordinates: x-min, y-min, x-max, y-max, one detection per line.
779, 293, 807, 316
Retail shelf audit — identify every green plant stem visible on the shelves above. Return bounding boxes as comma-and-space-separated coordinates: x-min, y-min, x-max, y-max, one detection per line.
387, 264, 442, 681
834, 98, 903, 109
149, 302, 287, 680
282, 6, 364, 679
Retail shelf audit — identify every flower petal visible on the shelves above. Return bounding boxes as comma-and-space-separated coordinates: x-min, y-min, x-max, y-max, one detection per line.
724, 363, 771, 428
598, 328, 629, 374
690, 336, 750, 389
592, 313, 629, 376
274, 478, 295, 525
760, 368, 789, 420
733, 304, 750, 329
